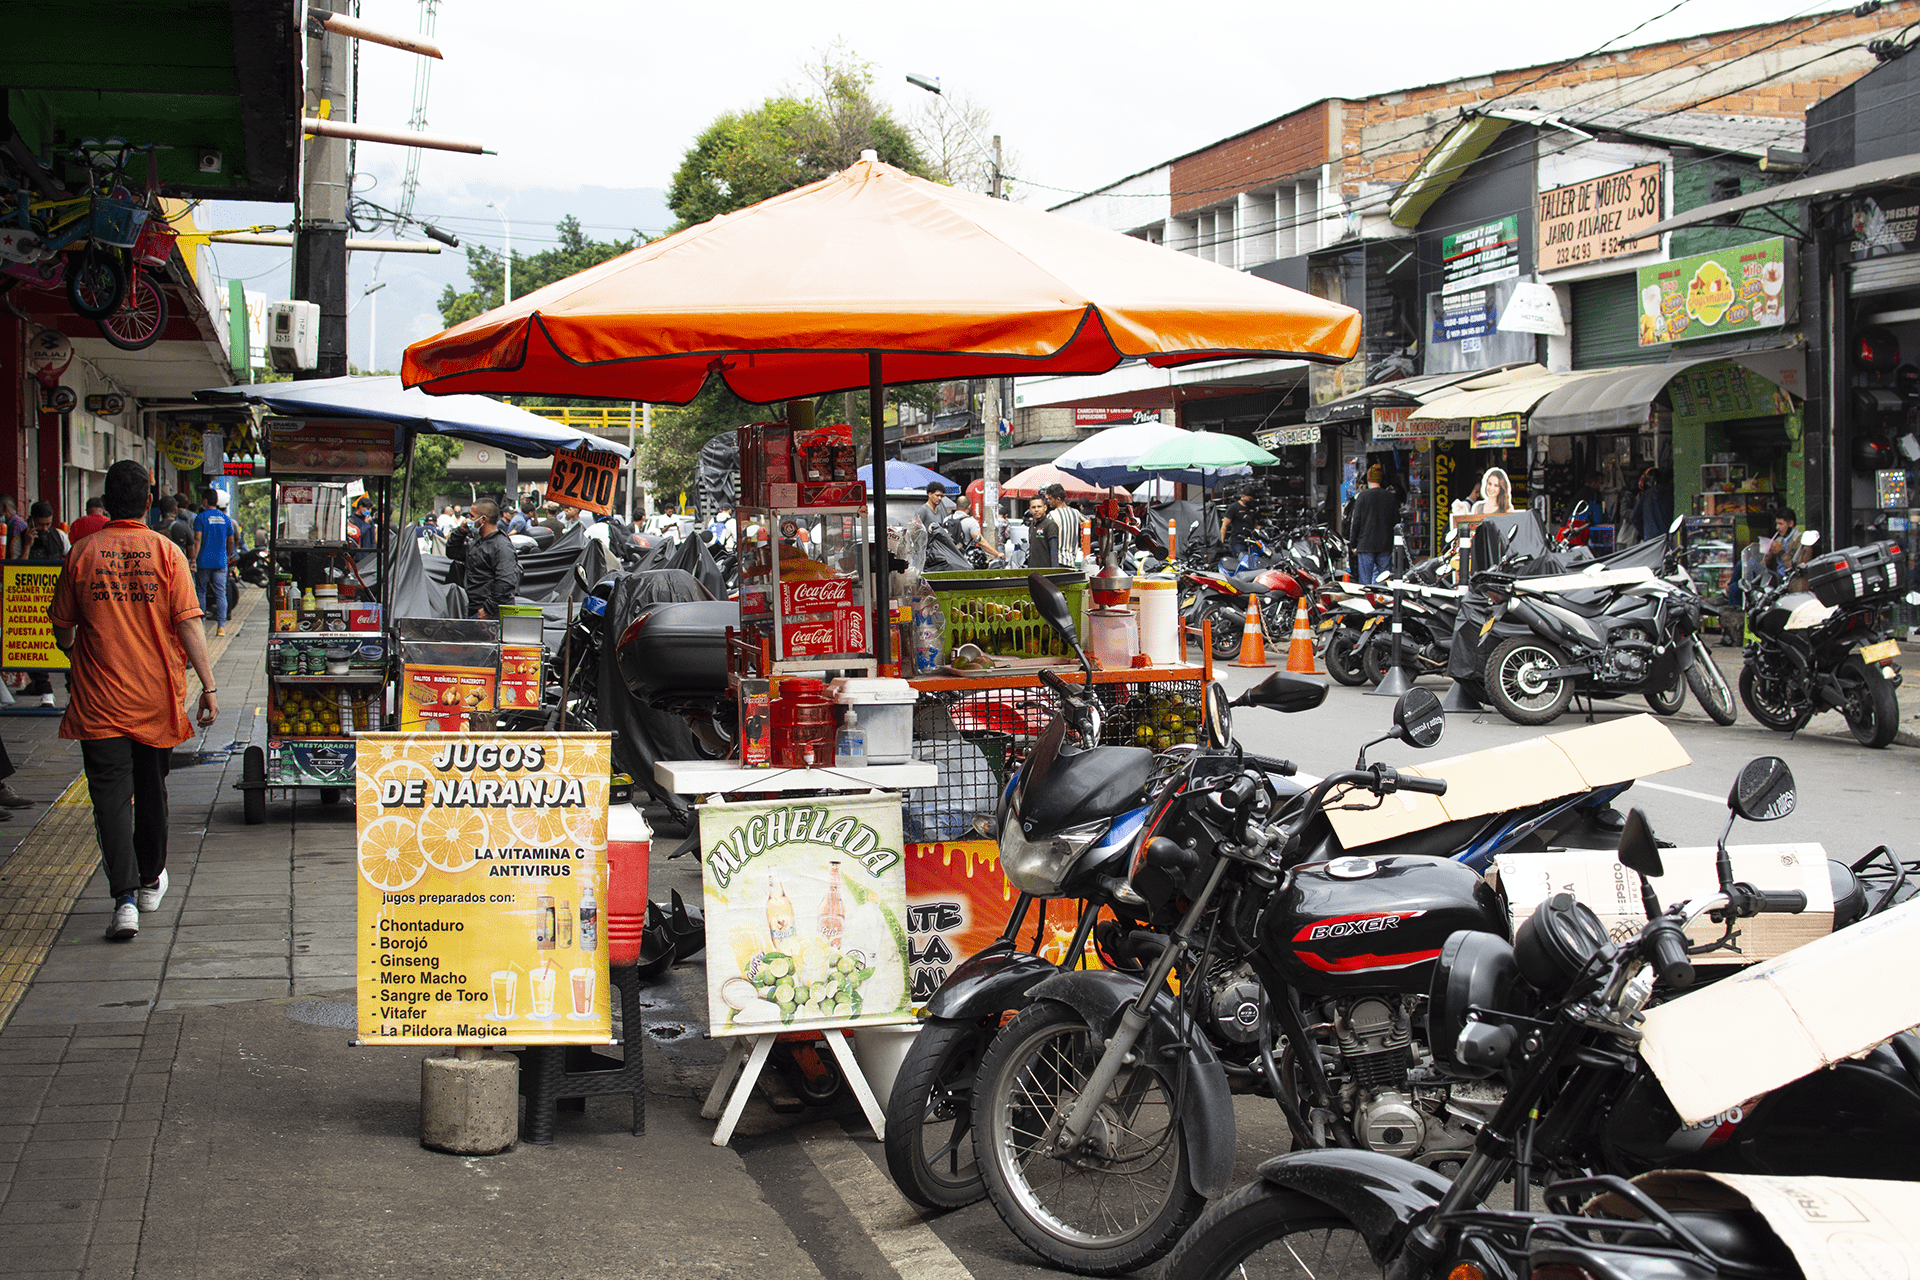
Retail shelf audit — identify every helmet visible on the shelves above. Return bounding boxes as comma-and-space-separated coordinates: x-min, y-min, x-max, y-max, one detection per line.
1895, 363, 1920, 400
1856, 326, 1901, 373
1854, 431, 1897, 472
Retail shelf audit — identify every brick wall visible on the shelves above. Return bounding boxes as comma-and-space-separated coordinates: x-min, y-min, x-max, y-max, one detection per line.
1171, 102, 1330, 217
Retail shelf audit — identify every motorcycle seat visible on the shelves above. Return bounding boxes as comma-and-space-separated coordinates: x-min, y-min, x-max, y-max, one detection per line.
1230, 572, 1274, 594
1666, 1210, 1797, 1271
1347, 812, 1500, 861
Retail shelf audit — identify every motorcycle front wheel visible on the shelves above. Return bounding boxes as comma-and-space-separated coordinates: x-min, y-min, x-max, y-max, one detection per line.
1359, 634, 1408, 686
1324, 627, 1366, 687
1161, 1179, 1377, 1280
974, 1000, 1205, 1276
1685, 639, 1738, 726
1644, 666, 1686, 715
1841, 658, 1900, 748
1738, 661, 1813, 732
1485, 636, 1574, 726
884, 1016, 995, 1210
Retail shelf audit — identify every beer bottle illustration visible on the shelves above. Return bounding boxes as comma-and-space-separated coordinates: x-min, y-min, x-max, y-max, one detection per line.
766, 875, 795, 947
819, 861, 845, 948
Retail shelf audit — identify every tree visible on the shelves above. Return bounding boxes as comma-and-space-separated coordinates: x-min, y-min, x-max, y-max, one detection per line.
907, 89, 1019, 197
666, 45, 930, 229
395, 434, 463, 522
436, 215, 639, 328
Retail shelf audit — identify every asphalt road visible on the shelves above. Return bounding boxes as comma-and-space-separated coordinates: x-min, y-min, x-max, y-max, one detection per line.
651, 659, 1918, 1280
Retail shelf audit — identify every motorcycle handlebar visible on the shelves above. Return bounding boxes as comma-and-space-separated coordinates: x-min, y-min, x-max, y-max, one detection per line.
1038, 668, 1075, 698
1396, 774, 1449, 796
1240, 753, 1299, 777
1734, 884, 1809, 915
1644, 916, 1695, 988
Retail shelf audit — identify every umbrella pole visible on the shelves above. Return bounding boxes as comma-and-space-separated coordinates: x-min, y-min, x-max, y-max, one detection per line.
869, 352, 889, 671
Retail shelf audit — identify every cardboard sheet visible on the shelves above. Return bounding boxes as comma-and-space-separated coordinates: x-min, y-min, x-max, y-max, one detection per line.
1615, 1172, 1920, 1277
1327, 712, 1690, 848
1493, 843, 1835, 961
1638, 898, 1920, 1124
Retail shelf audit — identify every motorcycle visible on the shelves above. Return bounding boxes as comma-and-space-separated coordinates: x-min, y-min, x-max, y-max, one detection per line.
1739, 531, 1913, 747
500, 566, 613, 731
886, 583, 1311, 1210
1183, 545, 1332, 662
1161, 756, 1920, 1280
234, 545, 272, 588
1352, 562, 1464, 688
1471, 547, 1733, 727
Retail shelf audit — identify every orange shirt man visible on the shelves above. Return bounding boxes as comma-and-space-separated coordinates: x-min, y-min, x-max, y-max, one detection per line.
49, 460, 217, 940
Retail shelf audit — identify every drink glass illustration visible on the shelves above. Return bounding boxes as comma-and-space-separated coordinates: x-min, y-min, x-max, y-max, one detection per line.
569, 967, 596, 1018
531, 964, 557, 1018
489, 969, 517, 1019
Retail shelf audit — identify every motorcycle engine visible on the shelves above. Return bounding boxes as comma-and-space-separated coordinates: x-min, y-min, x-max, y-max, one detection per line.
1605, 625, 1652, 682
1333, 996, 1422, 1156
1207, 961, 1267, 1046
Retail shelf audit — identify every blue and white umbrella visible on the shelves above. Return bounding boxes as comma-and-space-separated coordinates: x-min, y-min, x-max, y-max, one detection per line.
857, 459, 960, 493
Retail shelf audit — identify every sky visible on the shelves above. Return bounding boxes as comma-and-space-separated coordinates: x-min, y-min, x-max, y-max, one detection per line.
195, 0, 1858, 375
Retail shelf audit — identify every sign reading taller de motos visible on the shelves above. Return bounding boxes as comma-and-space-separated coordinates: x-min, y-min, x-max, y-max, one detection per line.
354, 733, 612, 1046
1537, 164, 1663, 270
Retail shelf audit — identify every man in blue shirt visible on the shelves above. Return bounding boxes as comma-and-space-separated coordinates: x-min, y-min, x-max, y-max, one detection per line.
190, 490, 238, 636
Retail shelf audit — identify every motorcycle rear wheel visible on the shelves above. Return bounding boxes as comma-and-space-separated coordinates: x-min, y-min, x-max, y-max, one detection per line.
1485, 636, 1574, 726
1359, 635, 1402, 686
1161, 1179, 1377, 1280
1738, 662, 1812, 732
1323, 628, 1365, 687
1685, 639, 1738, 726
883, 1016, 994, 1209
1841, 658, 1900, 748
1207, 606, 1245, 660
974, 1000, 1205, 1276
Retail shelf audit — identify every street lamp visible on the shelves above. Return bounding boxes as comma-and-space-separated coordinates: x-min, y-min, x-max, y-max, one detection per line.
348, 279, 389, 373
908, 71, 1007, 547
486, 200, 511, 304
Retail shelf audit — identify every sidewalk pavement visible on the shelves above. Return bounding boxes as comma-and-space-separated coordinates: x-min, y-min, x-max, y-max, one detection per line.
0, 596, 832, 1280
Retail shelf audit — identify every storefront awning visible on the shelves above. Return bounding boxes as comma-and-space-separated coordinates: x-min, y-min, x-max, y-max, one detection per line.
1529, 349, 1805, 435
1305, 365, 1528, 423
1407, 365, 1580, 424
1632, 152, 1920, 240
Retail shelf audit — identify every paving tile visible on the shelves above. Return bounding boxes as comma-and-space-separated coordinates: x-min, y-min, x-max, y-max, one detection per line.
3, 984, 158, 1027
23, 1138, 113, 1160
0, 1172, 102, 1204
23, 1122, 116, 1143
154, 978, 289, 1003
51, 1048, 138, 1066
0, 1039, 71, 1063
103, 1157, 149, 1181
31, 955, 168, 983
5, 1176, 109, 1203
0, 1063, 60, 1083
0, 1124, 27, 1142
84, 1242, 138, 1272
169, 922, 290, 943
292, 977, 354, 997
31, 1105, 123, 1126
124, 1078, 167, 1104
87, 1220, 140, 1246
174, 909, 288, 928
161, 957, 288, 980
166, 938, 290, 959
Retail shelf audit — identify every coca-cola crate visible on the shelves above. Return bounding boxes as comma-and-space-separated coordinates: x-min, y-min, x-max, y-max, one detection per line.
1805, 540, 1908, 607
798, 480, 866, 508
742, 576, 856, 618
772, 604, 866, 659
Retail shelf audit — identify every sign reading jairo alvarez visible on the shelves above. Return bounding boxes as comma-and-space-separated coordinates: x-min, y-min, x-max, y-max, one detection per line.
354, 733, 612, 1047
699, 793, 912, 1038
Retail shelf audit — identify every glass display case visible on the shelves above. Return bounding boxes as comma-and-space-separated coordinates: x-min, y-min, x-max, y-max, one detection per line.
737, 505, 874, 672
1682, 514, 1737, 596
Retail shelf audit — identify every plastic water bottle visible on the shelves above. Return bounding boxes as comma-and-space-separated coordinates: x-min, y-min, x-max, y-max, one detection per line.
914, 593, 946, 673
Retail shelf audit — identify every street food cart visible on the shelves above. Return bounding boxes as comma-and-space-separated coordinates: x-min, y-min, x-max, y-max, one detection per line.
193, 375, 631, 823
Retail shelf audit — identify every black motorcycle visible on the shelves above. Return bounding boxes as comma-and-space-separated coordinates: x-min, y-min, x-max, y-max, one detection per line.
1162, 756, 1920, 1280
1739, 533, 1912, 747
500, 567, 613, 732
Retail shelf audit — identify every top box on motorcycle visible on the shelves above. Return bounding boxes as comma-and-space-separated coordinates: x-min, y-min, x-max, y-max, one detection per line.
1803, 539, 1907, 608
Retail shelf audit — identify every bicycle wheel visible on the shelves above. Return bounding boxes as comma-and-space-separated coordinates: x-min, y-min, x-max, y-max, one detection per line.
96, 268, 167, 351
65, 248, 125, 320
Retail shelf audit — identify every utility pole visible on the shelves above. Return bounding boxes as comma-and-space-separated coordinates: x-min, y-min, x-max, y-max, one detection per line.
980, 134, 1004, 553
295, 0, 353, 379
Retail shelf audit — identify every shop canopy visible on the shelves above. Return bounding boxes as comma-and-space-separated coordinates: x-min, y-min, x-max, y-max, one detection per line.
1409, 366, 1592, 427
1305, 365, 1530, 423
1000, 464, 1123, 500
196, 375, 630, 459
1528, 350, 1805, 435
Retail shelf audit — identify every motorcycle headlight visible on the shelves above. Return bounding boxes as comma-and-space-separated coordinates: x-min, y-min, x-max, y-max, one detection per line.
1001, 812, 1110, 896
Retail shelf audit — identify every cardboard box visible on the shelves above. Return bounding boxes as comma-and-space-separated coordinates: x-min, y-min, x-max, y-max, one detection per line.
1493, 843, 1835, 964
798, 480, 866, 508
274, 609, 298, 633
1325, 713, 1692, 849
1638, 897, 1920, 1125
771, 605, 866, 660
1598, 1172, 1920, 1278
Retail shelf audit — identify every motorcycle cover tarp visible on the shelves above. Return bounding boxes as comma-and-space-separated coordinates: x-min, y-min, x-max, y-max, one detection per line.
694, 432, 739, 520
381, 533, 469, 621
598, 568, 729, 821
666, 532, 728, 599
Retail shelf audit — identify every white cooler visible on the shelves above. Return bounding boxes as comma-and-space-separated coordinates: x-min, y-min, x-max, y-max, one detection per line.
830, 677, 917, 764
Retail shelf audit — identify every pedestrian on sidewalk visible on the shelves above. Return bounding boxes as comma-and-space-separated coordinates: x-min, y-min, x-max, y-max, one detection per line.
1348, 464, 1400, 585
0, 738, 34, 817
463, 500, 520, 620
69, 495, 109, 544
190, 488, 238, 637
49, 460, 217, 941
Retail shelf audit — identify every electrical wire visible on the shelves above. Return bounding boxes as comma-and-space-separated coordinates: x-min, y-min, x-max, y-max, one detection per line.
1474, 0, 1703, 115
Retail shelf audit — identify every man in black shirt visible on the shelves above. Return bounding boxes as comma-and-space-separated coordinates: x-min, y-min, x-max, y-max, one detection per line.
463, 500, 520, 619
1347, 464, 1400, 585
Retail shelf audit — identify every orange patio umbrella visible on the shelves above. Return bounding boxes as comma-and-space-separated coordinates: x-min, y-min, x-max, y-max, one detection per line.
1000, 464, 1122, 501
402, 155, 1359, 661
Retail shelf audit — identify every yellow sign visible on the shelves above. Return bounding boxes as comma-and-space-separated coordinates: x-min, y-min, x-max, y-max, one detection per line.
399, 665, 498, 731
1470, 413, 1522, 449
3, 563, 69, 670
160, 422, 203, 471
354, 732, 612, 1046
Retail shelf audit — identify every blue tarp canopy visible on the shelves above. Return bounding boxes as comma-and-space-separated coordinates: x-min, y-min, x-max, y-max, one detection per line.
195, 375, 630, 460
856, 459, 959, 493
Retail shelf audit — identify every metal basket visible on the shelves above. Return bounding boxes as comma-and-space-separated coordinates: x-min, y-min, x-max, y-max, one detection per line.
90, 198, 149, 249
130, 217, 175, 267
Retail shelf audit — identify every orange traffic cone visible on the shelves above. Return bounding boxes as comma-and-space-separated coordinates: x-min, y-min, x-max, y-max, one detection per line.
1286, 596, 1318, 674
1230, 593, 1271, 668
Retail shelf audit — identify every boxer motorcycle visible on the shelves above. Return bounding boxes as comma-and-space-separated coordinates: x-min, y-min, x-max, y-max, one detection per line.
1162, 756, 1920, 1280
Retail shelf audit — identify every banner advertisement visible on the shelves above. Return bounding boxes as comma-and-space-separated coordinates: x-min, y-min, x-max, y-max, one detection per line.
1441, 216, 1520, 294
354, 732, 612, 1046
1430, 287, 1498, 344
267, 417, 398, 476
545, 442, 620, 515
1849, 188, 1920, 259
1636, 237, 1791, 346
904, 840, 1105, 1003
1372, 406, 1453, 441
1256, 425, 1321, 450
159, 422, 203, 471
1470, 414, 1522, 449
1536, 163, 1663, 269
2, 562, 69, 670
700, 793, 913, 1037
400, 665, 498, 731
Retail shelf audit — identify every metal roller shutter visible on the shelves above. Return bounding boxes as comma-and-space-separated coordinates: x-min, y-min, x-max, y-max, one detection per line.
1571, 273, 1672, 369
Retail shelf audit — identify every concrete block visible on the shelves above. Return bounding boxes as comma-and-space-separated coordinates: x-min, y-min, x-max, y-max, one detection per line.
419, 1050, 517, 1156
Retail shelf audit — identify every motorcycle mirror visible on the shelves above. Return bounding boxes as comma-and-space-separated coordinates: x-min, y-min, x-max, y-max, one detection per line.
1729, 756, 1796, 822
1615, 807, 1664, 879
1669, 514, 1685, 534
1392, 687, 1445, 748
1204, 681, 1233, 748
1027, 572, 1079, 647
1801, 529, 1821, 548
1231, 671, 1331, 713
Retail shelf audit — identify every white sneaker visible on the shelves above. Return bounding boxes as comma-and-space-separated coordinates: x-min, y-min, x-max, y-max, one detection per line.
38, 694, 53, 707
106, 900, 139, 939
135, 869, 169, 912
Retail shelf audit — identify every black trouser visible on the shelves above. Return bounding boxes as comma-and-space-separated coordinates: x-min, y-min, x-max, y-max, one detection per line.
79, 738, 170, 900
